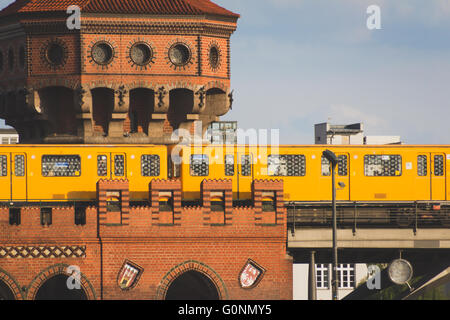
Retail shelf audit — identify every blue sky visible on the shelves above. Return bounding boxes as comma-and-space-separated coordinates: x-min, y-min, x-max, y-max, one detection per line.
1, 0, 450, 144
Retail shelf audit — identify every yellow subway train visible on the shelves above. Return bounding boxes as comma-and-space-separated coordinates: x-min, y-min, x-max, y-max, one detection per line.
0, 144, 449, 227
0, 144, 448, 202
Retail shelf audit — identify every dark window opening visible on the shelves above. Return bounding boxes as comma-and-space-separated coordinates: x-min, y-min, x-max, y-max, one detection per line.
9, 208, 20, 225
159, 198, 173, 212
41, 208, 52, 226
75, 207, 86, 226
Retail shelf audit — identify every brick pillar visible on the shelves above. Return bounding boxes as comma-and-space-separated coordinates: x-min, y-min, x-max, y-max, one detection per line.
150, 179, 182, 226
201, 179, 233, 226
97, 179, 130, 226
252, 179, 285, 225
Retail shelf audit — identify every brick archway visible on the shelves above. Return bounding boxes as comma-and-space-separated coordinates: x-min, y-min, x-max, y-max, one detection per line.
0, 267, 23, 300
26, 264, 96, 300
156, 260, 228, 300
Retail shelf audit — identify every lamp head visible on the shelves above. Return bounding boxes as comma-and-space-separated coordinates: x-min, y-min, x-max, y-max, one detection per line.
322, 149, 338, 168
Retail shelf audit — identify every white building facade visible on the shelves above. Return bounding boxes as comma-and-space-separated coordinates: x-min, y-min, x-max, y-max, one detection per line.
293, 263, 369, 300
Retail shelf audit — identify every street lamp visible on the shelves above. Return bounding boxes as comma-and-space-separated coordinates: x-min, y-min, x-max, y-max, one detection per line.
322, 149, 339, 301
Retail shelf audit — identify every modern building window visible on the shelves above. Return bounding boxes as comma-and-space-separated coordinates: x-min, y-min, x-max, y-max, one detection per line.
337, 264, 356, 289
316, 264, 329, 289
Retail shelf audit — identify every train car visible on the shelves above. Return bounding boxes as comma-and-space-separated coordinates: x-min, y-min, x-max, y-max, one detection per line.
173, 144, 450, 227
0, 144, 167, 204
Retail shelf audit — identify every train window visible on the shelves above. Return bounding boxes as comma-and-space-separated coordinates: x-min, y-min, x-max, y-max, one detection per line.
268, 155, 306, 177
97, 155, 108, 176
364, 155, 402, 177
159, 197, 173, 212
241, 155, 252, 176
417, 155, 427, 176
42, 155, 81, 177
434, 155, 444, 176
321, 155, 348, 176
114, 155, 125, 176
141, 155, 160, 177
225, 155, 234, 176
0, 155, 7, 176
190, 155, 209, 176
15, 155, 25, 176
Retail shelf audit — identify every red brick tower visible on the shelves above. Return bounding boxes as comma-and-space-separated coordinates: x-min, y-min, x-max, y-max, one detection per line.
0, 0, 238, 144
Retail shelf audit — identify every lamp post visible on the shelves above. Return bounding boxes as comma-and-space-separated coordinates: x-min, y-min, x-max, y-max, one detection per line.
322, 150, 339, 301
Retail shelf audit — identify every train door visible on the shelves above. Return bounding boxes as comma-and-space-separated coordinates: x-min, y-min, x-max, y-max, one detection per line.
96, 153, 127, 179
0, 154, 9, 200
431, 153, 446, 200
11, 153, 27, 201
336, 153, 350, 201
237, 152, 253, 200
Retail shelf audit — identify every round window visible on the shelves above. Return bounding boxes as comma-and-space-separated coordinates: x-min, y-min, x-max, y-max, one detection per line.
91, 42, 114, 65
46, 43, 65, 66
168, 43, 191, 66
130, 43, 153, 66
209, 46, 219, 69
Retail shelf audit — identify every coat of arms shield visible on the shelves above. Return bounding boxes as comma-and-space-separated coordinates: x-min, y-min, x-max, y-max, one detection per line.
239, 259, 265, 289
117, 260, 143, 290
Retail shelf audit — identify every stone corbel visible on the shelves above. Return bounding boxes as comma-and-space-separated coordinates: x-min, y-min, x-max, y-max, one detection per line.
74, 85, 92, 114
193, 86, 206, 114
154, 86, 169, 113
227, 89, 234, 111
114, 85, 129, 113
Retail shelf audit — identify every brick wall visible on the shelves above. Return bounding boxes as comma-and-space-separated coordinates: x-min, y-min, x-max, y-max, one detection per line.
0, 179, 292, 300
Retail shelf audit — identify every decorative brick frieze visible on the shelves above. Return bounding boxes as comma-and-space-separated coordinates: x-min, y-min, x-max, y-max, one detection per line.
0, 246, 86, 259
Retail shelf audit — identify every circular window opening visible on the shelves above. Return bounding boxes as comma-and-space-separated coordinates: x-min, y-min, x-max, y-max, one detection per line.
46, 43, 65, 66
209, 46, 219, 69
8, 48, 14, 71
91, 42, 114, 65
169, 43, 191, 66
130, 43, 153, 66
19, 46, 25, 68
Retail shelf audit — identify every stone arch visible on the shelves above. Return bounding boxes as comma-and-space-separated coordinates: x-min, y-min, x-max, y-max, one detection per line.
168, 88, 194, 131
0, 267, 23, 300
156, 260, 228, 300
126, 87, 155, 134
38, 86, 77, 135
26, 264, 96, 300
32, 79, 79, 91
91, 87, 114, 135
